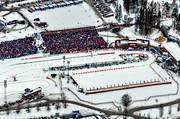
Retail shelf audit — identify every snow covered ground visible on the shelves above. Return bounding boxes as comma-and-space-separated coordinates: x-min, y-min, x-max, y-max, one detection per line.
0, 49, 176, 104
22, 2, 103, 30
0, 0, 180, 118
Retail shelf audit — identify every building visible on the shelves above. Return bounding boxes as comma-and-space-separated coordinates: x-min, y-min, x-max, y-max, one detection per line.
163, 42, 180, 74
115, 38, 150, 50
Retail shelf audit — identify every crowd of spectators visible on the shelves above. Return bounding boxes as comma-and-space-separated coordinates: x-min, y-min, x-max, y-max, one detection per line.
41, 27, 107, 54
49, 54, 148, 71
0, 27, 107, 59
0, 37, 37, 59
49, 61, 124, 72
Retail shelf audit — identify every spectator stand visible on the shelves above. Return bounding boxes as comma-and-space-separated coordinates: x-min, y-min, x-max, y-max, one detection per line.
40, 26, 107, 55
0, 37, 37, 59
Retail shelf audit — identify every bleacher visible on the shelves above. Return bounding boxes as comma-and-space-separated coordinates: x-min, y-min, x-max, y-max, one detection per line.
41, 27, 107, 54
0, 37, 37, 59
0, 27, 107, 59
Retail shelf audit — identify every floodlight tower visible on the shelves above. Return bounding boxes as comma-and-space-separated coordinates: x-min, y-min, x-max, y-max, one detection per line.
4, 80, 7, 104
62, 56, 65, 77
67, 61, 70, 83
107, 31, 109, 46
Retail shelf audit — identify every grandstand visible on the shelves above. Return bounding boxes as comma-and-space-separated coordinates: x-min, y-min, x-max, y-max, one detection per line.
41, 27, 107, 54
0, 26, 107, 59
0, 37, 37, 59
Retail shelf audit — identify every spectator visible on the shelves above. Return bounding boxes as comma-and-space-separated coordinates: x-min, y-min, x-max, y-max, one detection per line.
41, 27, 107, 55
0, 37, 37, 59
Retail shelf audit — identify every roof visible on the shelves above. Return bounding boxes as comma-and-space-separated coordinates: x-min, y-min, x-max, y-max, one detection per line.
163, 42, 180, 61
168, 32, 180, 39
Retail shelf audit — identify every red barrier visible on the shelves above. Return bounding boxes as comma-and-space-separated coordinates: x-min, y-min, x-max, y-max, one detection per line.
45, 76, 57, 86
21, 56, 43, 60
73, 66, 134, 75
98, 52, 115, 55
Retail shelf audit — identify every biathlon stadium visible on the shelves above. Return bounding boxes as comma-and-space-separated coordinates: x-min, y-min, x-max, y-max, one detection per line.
0, 0, 180, 118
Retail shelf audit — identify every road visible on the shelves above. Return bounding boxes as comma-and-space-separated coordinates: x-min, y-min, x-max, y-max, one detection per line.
0, 97, 149, 119
3, 95, 180, 118
16, 11, 34, 28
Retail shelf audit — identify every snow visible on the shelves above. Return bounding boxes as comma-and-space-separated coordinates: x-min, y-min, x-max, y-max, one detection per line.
0, 28, 37, 42
71, 51, 158, 89
0, 49, 175, 103
0, 0, 180, 118
21, 2, 103, 31
73, 65, 168, 89
161, 18, 173, 27
163, 42, 180, 61
168, 31, 180, 39
120, 26, 162, 39
0, 1, 103, 42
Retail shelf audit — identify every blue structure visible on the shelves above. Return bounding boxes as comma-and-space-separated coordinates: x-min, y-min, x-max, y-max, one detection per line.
59, 3, 64, 7
28, 0, 84, 13
59, 110, 100, 119
44, 5, 49, 9
78, 0, 83, 3
40, 6, 46, 11
48, 5, 54, 9
34, 7, 40, 11
0, 4, 4, 8
65, 2, 70, 6
0, 21, 6, 27
73, 0, 78, 5
162, 57, 167, 62
69, 1, 74, 5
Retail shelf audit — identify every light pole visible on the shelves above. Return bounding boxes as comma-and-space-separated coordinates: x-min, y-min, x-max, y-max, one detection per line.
62, 56, 65, 77
107, 31, 109, 47
67, 61, 70, 83
4, 80, 7, 104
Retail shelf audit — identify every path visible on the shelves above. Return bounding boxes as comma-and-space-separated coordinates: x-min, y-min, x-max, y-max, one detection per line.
0, 97, 149, 119
16, 11, 34, 28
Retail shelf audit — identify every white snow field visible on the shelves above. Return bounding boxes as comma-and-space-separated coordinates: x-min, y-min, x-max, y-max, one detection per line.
21, 2, 103, 31
0, 1, 103, 42
0, 49, 176, 104
0, 0, 180, 118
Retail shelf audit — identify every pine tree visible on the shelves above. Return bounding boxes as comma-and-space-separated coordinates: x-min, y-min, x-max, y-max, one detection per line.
46, 103, 51, 111
123, 0, 130, 14
168, 105, 172, 115
139, 7, 145, 34
121, 94, 132, 108
36, 104, 41, 112
177, 102, 180, 111
157, 10, 161, 27
55, 102, 60, 110
119, 5, 122, 20
159, 106, 164, 117
115, 3, 119, 19
145, 8, 149, 35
